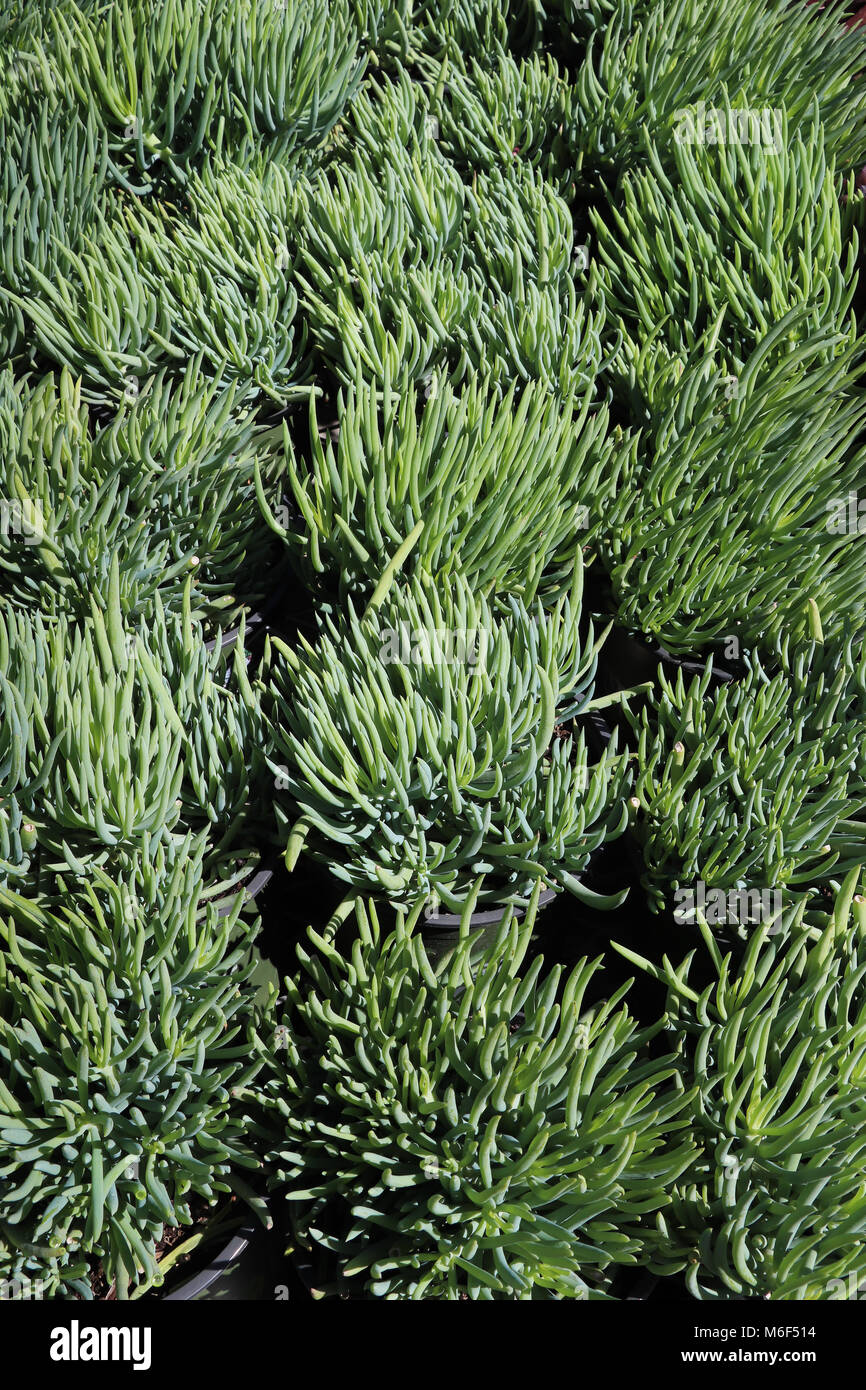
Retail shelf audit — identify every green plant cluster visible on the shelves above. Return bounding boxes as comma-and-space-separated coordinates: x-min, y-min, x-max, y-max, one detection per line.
617, 871, 866, 1299
0, 584, 269, 884
259, 368, 622, 604
0, 363, 289, 621
0, 836, 266, 1299
627, 642, 866, 916
1, 0, 866, 1303
259, 890, 696, 1300
266, 558, 631, 910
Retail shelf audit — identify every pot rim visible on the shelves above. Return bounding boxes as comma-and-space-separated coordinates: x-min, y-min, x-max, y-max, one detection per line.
422, 885, 558, 929
163, 1220, 257, 1301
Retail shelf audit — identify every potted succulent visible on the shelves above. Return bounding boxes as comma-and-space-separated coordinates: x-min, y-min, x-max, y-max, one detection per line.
0, 834, 275, 1301
259, 554, 637, 921
615, 870, 866, 1299
254, 886, 697, 1300
624, 640, 866, 921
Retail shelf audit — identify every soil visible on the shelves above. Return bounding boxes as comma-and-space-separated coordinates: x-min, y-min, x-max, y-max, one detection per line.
82, 1194, 235, 1300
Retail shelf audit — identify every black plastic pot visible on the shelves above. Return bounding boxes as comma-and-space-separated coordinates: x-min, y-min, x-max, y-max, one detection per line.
203, 614, 264, 655
203, 586, 284, 656
164, 1223, 255, 1301
421, 886, 558, 930
599, 624, 742, 694
624, 1271, 660, 1301
202, 551, 316, 657
164, 1216, 288, 1301
214, 864, 274, 919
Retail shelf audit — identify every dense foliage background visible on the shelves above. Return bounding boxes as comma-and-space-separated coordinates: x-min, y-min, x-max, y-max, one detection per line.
1, 0, 866, 1301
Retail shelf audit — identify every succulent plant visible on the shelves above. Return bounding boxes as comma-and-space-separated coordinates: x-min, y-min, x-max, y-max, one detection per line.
350, 0, 521, 69
3, 0, 866, 1310
0, 834, 269, 1299
0, 0, 375, 401
0, 362, 288, 619
598, 313, 866, 653
374, 53, 574, 188
259, 889, 696, 1299
121, 155, 311, 399
0, 101, 109, 361
15, 0, 366, 182
259, 366, 622, 604
0, 585, 270, 881
616, 870, 866, 1299
4, 163, 309, 403
295, 95, 605, 390
593, 109, 858, 378
264, 558, 632, 909
567, 0, 866, 175
626, 642, 866, 919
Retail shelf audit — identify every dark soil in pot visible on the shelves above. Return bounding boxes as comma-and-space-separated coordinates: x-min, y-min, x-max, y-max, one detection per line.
203, 567, 296, 657
75, 1197, 268, 1302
